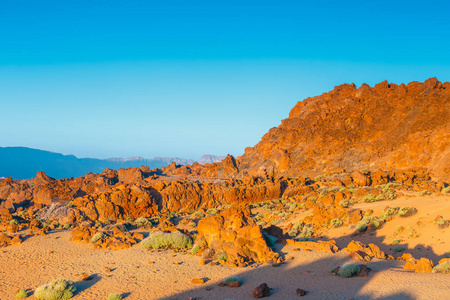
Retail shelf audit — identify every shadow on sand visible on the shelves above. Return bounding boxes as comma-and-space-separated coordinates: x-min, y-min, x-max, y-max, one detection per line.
158, 229, 447, 300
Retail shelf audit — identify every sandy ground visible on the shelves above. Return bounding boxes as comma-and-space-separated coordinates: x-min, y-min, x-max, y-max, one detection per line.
1, 194, 449, 300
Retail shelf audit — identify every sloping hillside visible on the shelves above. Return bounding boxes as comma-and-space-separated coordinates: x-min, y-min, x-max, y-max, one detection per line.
237, 78, 450, 179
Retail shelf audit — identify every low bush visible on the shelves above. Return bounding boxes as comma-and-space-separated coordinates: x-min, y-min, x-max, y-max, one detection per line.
330, 218, 343, 228
381, 207, 399, 220
223, 276, 241, 284
441, 187, 450, 194
432, 261, 450, 273
34, 278, 76, 300
189, 221, 197, 227
394, 246, 406, 252
190, 245, 200, 255
419, 189, 431, 196
363, 194, 376, 203
357, 216, 383, 232
339, 200, 350, 208
107, 294, 123, 300
141, 231, 192, 249
336, 263, 360, 278
218, 253, 228, 261
91, 232, 106, 243
437, 218, 449, 228
206, 208, 219, 215
194, 211, 205, 218
15, 289, 27, 299
398, 207, 417, 217
135, 217, 152, 228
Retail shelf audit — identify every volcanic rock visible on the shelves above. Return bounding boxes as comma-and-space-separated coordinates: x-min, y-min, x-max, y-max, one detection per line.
196, 205, 278, 265
253, 283, 270, 298
237, 78, 450, 179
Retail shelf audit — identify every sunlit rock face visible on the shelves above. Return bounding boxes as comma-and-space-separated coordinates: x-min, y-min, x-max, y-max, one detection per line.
236, 78, 450, 179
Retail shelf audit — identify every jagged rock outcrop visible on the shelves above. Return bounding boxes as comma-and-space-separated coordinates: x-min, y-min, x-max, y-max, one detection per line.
73, 185, 158, 221
195, 205, 279, 266
237, 78, 450, 179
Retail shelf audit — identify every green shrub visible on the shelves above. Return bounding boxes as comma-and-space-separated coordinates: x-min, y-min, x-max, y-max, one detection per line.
223, 276, 241, 284
107, 294, 123, 300
288, 203, 297, 211
206, 208, 219, 215
330, 218, 343, 228
34, 278, 76, 300
339, 187, 347, 193
299, 225, 314, 238
386, 182, 400, 189
441, 187, 450, 194
363, 194, 376, 203
339, 200, 350, 208
288, 222, 313, 238
189, 222, 197, 227
437, 218, 449, 228
141, 231, 192, 249
392, 240, 400, 245
381, 207, 399, 220
357, 216, 383, 232
9, 219, 18, 225
63, 224, 71, 230
432, 262, 450, 273
398, 207, 417, 217
419, 189, 431, 196
394, 246, 406, 252
337, 264, 360, 278
190, 245, 200, 255
91, 232, 106, 243
348, 188, 358, 193
386, 192, 397, 200
135, 217, 152, 228
194, 211, 205, 218
375, 194, 386, 201
218, 253, 228, 261
15, 289, 27, 299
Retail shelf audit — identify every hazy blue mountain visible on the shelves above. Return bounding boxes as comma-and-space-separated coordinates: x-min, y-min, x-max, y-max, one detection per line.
0, 147, 198, 179
197, 154, 226, 165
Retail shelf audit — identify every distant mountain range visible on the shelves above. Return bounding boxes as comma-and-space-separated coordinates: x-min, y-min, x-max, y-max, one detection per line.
0, 147, 225, 179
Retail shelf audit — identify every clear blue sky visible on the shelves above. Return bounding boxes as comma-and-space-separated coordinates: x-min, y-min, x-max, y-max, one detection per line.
1, 1, 449, 160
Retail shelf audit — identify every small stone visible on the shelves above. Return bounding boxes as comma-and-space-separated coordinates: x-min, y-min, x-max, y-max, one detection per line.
199, 259, 206, 265
253, 283, 270, 298
296, 288, 307, 296
191, 278, 205, 284
227, 280, 241, 288
80, 273, 92, 281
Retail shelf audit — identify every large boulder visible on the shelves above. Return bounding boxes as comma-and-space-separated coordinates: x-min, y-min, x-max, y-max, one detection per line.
196, 205, 279, 266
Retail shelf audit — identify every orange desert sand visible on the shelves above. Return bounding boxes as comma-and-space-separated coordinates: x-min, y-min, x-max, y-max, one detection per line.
1, 193, 449, 300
